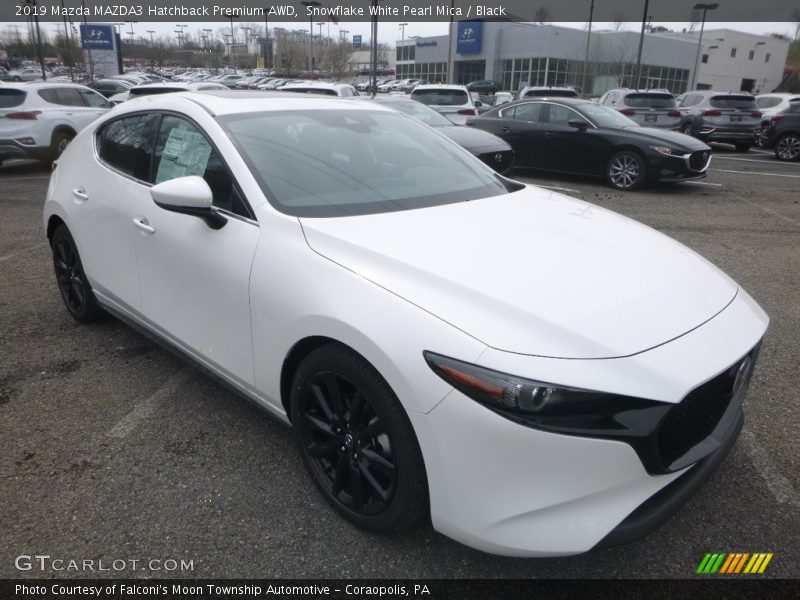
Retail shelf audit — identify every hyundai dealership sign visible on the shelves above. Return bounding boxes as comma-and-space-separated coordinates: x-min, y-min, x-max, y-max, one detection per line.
456, 21, 482, 54
80, 24, 115, 50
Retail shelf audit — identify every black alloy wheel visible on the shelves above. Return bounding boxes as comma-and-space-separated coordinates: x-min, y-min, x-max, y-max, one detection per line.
51, 225, 99, 322
775, 134, 800, 161
291, 345, 428, 532
50, 130, 74, 161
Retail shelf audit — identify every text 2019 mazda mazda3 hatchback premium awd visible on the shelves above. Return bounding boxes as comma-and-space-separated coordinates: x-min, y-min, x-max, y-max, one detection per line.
44, 92, 768, 557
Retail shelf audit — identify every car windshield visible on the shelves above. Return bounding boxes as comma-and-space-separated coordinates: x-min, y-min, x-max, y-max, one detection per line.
378, 100, 453, 127
219, 109, 509, 217
579, 103, 639, 128
0, 89, 26, 108
524, 89, 577, 98
283, 87, 338, 96
624, 93, 676, 108
411, 89, 469, 106
756, 97, 782, 109
710, 95, 756, 109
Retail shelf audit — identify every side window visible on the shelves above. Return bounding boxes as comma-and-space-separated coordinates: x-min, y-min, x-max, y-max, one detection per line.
680, 94, 698, 107
79, 89, 109, 108
55, 88, 84, 107
547, 104, 583, 126
96, 114, 159, 181
511, 102, 543, 123
37, 89, 59, 104
153, 115, 251, 219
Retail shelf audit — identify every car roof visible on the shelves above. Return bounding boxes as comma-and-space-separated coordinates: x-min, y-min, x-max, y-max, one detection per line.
503, 97, 593, 108
2, 81, 93, 91
114, 91, 393, 117
412, 84, 467, 91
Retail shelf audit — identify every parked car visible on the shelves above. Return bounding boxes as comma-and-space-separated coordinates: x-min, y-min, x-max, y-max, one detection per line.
0, 82, 109, 166
468, 97, 712, 190
410, 84, 486, 125
43, 91, 767, 557
517, 86, 578, 99
466, 80, 500, 95
364, 96, 514, 173
399, 79, 429, 93
357, 78, 392, 92
91, 79, 135, 98
280, 82, 359, 97
492, 92, 514, 106
675, 91, 761, 152
257, 78, 290, 90
598, 89, 682, 129
4, 67, 46, 82
759, 99, 800, 161
755, 93, 800, 132
377, 79, 400, 93
108, 82, 230, 105
391, 78, 421, 92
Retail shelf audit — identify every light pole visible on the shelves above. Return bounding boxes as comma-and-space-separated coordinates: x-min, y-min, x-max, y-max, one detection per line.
203, 29, 213, 49
127, 22, 137, 68
23, 0, 46, 80
263, 6, 271, 71
339, 29, 349, 42
398, 22, 408, 41
580, 0, 595, 98
689, 3, 718, 90
446, 0, 455, 83
301, 2, 321, 71
633, 0, 651, 89
175, 24, 188, 48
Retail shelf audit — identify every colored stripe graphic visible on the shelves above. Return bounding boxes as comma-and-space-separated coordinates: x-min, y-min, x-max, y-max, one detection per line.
699, 552, 774, 574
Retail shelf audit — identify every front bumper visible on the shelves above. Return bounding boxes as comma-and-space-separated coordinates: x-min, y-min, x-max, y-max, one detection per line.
697, 128, 759, 144
411, 288, 767, 556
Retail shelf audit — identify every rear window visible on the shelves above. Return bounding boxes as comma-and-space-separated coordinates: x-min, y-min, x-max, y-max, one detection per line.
624, 93, 676, 108
0, 89, 27, 108
710, 95, 756, 109
129, 87, 187, 97
523, 89, 578, 98
756, 96, 783, 109
411, 89, 469, 106
283, 88, 338, 96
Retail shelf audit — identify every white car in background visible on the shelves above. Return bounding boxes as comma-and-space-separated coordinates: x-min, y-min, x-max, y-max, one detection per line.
107, 81, 230, 105
43, 91, 767, 556
279, 82, 360, 97
0, 82, 109, 166
4, 67, 47, 82
409, 84, 485, 125
756, 93, 800, 126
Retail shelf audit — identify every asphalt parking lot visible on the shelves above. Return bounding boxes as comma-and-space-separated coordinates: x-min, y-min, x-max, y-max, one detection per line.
0, 146, 798, 579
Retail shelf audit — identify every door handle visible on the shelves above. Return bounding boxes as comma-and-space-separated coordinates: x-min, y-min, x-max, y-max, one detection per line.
501, 126, 511, 133
71, 188, 88, 202
544, 131, 553, 137
132, 217, 155, 235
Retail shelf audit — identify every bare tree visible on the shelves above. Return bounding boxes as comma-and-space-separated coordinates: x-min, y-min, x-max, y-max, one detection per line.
275, 30, 308, 76
688, 9, 702, 33
534, 7, 550, 25
791, 8, 800, 42
320, 40, 353, 80
613, 15, 625, 32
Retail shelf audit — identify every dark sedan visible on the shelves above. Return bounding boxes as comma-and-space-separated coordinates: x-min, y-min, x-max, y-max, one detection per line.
468, 98, 712, 190
365, 96, 514, 174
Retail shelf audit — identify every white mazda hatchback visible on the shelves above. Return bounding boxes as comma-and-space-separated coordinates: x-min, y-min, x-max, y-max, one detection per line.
43, 92, 768, 557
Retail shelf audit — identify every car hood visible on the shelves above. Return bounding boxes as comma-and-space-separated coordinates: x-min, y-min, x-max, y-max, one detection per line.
437, 125, 511, 153
299, 187, 737, 359
620, 126, 711, 151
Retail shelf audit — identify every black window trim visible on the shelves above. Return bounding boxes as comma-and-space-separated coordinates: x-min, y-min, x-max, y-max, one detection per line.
93, 109, 258, 225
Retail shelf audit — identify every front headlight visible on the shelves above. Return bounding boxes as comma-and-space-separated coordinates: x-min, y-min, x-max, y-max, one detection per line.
423, 351, 669, 442
650, 145, 684, 156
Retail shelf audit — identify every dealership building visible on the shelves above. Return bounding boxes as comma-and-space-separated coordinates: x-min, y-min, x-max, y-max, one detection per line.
395, 22, 789, 96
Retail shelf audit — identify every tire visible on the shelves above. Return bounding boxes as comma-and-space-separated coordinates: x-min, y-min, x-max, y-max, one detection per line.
51, 225, 100, 323
290, 344, 428, 533
50, 130, 74, 162
735, 143, 752, 153
13, 76, 21, 81
606, 150, 647, 191
681, 123, 694, 136
774, 134, 800, 161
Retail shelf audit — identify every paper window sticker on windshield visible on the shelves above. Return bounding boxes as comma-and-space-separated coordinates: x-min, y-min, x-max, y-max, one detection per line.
156, 127, 213, 184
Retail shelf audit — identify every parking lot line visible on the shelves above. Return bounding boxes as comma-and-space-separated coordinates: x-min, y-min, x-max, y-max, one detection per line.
106, 368, 189, 439
713, 168, 800, 179
739, 429, 800, 509
714, 156, 800, 167
679, 181, 723, 187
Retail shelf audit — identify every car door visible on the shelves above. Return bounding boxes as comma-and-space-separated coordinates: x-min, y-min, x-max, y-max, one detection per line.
132, 114, 260, 386
76, 88, 110, 129
71, 112, 161, 312
495, 102, 545, 167
539, 103, 609, 176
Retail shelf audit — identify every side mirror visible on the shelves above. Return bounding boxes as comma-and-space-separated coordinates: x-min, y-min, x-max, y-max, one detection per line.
568, 119, 588, 131
150, 176, 226, 230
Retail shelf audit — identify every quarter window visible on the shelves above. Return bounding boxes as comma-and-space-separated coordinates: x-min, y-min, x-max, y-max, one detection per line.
96, 114, 159, 181
546, 104, 582, 126
79, 89, 109, 108
510, 102, 543, 122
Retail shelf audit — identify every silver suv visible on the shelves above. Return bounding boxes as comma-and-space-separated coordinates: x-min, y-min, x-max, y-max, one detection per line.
676, 91, 762, 152
598, 89, 682, 129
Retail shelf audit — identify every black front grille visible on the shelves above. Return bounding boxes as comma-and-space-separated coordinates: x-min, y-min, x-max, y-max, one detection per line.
478, 150, 514, 174
656, 353, 752, 468
689, 150, 711, 171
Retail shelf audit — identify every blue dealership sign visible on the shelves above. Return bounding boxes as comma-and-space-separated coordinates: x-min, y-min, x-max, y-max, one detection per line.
352, 35, 362, 49
456, 21, 483, 55
80, 24, 115, 50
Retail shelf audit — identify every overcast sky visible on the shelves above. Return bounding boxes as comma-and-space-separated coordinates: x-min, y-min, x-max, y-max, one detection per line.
7, 20, 797, 46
